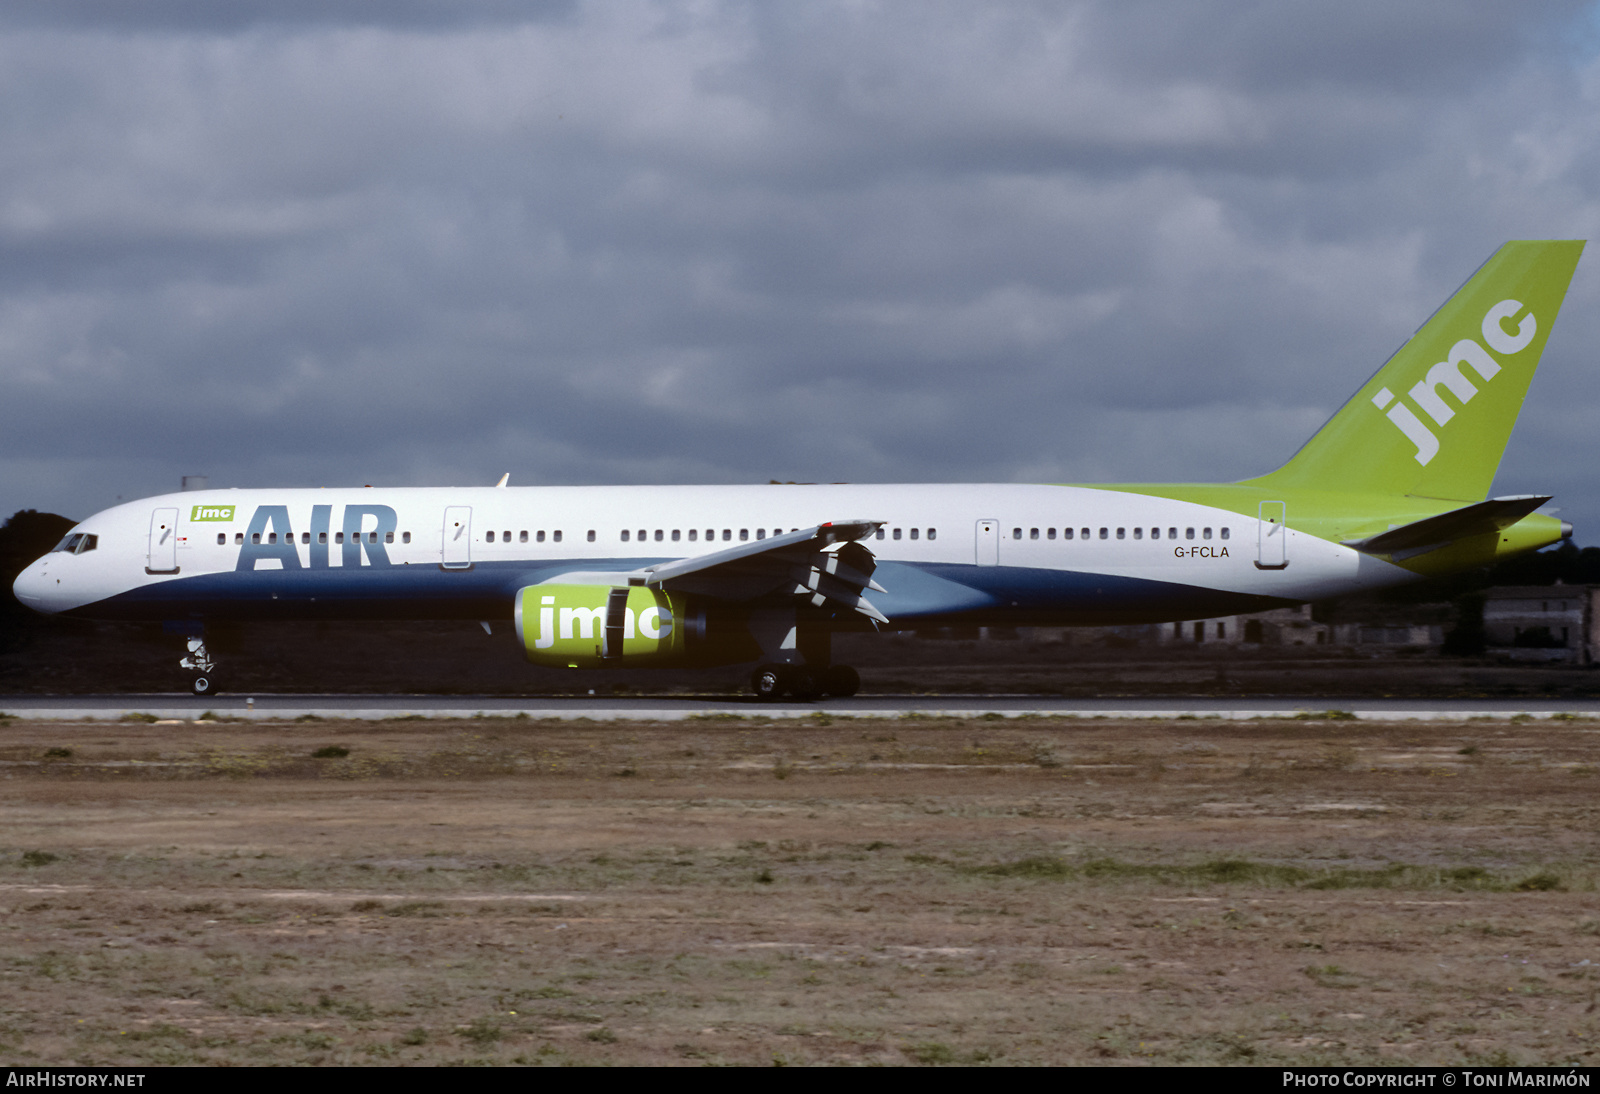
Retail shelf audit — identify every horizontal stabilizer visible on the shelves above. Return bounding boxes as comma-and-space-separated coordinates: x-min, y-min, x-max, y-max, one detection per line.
1342, 495, 1552, 559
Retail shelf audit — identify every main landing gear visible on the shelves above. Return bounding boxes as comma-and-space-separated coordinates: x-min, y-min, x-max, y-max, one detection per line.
179, 634, 218, 696
750, 663, 860, 701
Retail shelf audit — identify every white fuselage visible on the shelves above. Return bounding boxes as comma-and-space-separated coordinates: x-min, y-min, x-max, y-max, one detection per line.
15, 483, 1404, 625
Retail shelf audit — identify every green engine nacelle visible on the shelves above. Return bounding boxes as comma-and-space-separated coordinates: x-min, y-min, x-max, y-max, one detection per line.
514, 584, 703, 668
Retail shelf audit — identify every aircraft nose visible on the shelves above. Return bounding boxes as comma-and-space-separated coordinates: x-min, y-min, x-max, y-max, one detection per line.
11, 558, 59, 614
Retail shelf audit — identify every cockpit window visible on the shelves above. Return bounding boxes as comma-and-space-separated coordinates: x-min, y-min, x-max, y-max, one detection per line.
53, 533, 99, 554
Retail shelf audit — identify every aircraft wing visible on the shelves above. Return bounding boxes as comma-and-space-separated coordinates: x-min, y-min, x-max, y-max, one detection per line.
1342, 495, 1553, 560
645, 520, 890, 623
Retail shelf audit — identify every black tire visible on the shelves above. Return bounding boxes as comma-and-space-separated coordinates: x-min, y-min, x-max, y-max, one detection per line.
192, 675, 215, 696
787, 668, 819, 702
750, 664, 786, 701
823, 664, 860, 698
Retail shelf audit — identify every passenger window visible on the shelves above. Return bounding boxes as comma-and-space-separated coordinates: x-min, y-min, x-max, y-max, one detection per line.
268, 533, 278, 544
689, 529, 698, 542
303, 532, 311, 544
1081, 528, 1090, 540
585, 530, 594, 542
1012, 528, 1021, 540
672, 530, 680, 542
621, 530, 630, 542
1203, 527, 1212, 540
1029, 528, 1038, 540
894, 528, 903, 541
1047, 528, 1056, 540
1220, 527, 1230, 540
756, 529, 766, 540
335, 532, 344, 544
1099, 527, 1108, 540
553, 530, 562, 543
655, 530, 663, 542
1151, 528, 1160, 539
740, 529, 749, 541
536, 531, 545, 543
1116, 528, 1125, 540
487, 531, 495, 543
927, 528, 936, 541
1133, 528, 1142, 539
236, 533, 245, 545
910, 528, 919, 540
369, 532, 377, 544
1064, 528, 1074, 540
403, 532, 411, 544
318, 532, 327, 544
217, 533, 225, 545
876, 528, 885, 540
386, 532, 394, 544
723, 530, 731, 541
1168, 527, 1177, 539
1186, 527, 1195, 540
253, 533, 262, 544
520, 531, 528, 543
637, 529, 646, 542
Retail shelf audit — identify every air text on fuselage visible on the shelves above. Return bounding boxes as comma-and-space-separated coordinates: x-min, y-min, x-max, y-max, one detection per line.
232, 504, 399, 571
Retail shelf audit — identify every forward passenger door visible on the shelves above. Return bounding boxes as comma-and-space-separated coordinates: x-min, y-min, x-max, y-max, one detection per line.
442, 506, 473, 569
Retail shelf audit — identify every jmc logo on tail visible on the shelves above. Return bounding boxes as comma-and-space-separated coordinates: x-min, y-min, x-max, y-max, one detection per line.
1373, 299, 1538, 466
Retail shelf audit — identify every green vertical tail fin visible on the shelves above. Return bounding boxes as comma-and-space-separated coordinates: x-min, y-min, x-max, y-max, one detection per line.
1249, 240, 1583, 501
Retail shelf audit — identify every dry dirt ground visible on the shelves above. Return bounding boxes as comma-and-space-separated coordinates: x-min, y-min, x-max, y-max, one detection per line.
0, 713, 1597, 1066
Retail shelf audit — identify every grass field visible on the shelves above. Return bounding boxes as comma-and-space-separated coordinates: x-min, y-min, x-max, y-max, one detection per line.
0, 712, 1596, 1065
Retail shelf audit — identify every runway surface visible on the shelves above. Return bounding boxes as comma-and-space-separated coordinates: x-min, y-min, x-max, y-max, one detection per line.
5, 693, 1600, 721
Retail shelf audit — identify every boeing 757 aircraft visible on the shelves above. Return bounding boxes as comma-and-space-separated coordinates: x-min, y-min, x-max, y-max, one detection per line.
12, 240, 1585, 698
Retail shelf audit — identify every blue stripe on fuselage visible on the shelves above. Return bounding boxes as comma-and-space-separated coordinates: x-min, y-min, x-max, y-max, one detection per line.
65, 559, 1295, 625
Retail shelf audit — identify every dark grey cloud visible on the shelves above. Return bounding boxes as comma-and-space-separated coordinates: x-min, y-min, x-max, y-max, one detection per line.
0, 1, 579, 34
1, 0, 1599, 545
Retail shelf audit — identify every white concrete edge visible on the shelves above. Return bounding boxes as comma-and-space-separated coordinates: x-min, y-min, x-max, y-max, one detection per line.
2, 706, 1599, 723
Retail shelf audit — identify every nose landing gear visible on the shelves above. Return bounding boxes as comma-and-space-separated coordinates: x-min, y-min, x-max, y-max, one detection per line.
179, 635, 218, 696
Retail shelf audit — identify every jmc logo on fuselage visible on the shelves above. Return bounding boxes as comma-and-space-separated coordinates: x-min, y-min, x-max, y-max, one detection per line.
190, 505, 235, 522
1372, 299, 1537, 466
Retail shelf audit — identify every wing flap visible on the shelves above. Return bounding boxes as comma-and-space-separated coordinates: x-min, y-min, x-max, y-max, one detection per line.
646, 520, 889, 621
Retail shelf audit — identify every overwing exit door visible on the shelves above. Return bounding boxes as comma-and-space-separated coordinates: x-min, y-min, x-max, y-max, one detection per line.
976, 519, 999, 566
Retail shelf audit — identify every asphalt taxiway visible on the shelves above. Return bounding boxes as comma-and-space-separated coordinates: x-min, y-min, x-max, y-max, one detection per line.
4, 694, 1600, 722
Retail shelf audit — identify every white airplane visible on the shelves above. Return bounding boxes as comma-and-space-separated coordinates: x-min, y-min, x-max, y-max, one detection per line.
13, 240, 1584, 698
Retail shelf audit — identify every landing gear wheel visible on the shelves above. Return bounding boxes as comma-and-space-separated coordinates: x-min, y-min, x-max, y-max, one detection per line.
191, 675, 215, 697
786, 668, 819, 702
750, 664, 786, 701
822, 664, 860, 698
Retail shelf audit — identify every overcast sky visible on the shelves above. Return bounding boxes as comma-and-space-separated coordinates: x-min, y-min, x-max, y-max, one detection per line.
5, 1, 1600, 539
